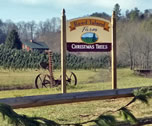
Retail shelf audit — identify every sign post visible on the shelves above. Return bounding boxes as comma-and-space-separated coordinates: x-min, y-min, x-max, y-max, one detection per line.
111, 11, 117, 89
61, 9, 66, 93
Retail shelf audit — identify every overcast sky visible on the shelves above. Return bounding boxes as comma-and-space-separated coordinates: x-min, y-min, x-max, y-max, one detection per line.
0, 0, 152, 22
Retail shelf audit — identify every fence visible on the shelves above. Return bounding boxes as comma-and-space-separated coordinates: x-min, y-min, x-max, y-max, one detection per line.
0, 87, 137, 109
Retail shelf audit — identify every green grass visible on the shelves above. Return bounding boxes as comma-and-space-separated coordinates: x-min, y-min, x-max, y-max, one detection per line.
0, 68, 152, 97
1, 98, 152, 126
0, 68, 152, 125
117, 68, 152, 88
0, 68, 39, 87
0, 68, 151, 90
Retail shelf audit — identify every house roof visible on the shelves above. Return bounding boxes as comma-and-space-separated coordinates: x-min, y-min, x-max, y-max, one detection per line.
22, 41, 49, 49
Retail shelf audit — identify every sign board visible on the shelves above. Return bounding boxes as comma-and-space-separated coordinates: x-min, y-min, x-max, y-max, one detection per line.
66, 17, 111, 52
61, 10, 117, 93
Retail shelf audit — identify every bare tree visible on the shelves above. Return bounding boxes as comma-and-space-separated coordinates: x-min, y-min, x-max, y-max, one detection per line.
27, 21, 37, 40
117, 21, 139, 70
137, 32, 152, 69
2, 20, 17, 34
17, 21, 29, 41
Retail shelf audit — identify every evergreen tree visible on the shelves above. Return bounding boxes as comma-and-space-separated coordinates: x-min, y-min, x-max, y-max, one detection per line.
126, 8, 140, 21
113, 3, 121, 20
90, 12, 110, 20
129, 8, 140, 20
5, 29, 22, 49
92, 33, 96, 42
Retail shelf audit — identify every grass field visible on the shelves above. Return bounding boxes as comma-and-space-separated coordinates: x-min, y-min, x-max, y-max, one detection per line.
0, 68, 152, 92
0, 68, 152, 125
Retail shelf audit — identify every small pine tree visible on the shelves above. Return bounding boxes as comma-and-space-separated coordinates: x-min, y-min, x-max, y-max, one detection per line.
113, 3, 121, 20
92, 33, 96, 42
5, 29, 22, 49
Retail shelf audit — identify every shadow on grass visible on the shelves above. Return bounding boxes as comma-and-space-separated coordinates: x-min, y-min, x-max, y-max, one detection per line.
118, 116, 152, 126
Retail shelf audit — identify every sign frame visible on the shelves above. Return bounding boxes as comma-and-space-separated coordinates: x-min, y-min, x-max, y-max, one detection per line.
66, 16, 112, 52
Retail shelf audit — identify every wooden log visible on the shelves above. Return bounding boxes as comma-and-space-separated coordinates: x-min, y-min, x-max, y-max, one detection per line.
0, 88, 138, 109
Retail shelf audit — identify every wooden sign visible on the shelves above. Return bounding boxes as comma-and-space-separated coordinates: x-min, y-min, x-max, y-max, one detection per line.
66, 17, 111, 52
61, 10, 117, 94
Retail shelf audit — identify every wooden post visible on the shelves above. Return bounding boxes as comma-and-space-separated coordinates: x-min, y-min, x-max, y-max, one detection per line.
61, 9, 67, 93
48, 50, 54, 87
111, 11, 117, 89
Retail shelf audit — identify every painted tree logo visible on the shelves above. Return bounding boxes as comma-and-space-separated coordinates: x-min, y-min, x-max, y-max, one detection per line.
81, 32, 98, 44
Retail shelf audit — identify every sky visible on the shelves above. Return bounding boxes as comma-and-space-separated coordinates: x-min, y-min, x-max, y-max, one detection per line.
0, 0, 152, 22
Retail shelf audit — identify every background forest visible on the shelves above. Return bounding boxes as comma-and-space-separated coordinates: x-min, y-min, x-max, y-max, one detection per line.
0, 4, 152, 70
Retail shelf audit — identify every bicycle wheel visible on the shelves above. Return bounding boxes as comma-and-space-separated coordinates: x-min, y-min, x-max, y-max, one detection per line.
35, 74, 51, 89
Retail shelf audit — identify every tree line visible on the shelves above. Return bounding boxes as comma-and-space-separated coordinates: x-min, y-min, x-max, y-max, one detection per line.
0, 45, 110, 69
1, 4, 152, 69
0, 17, 61, 51
91, 4, 152, 70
